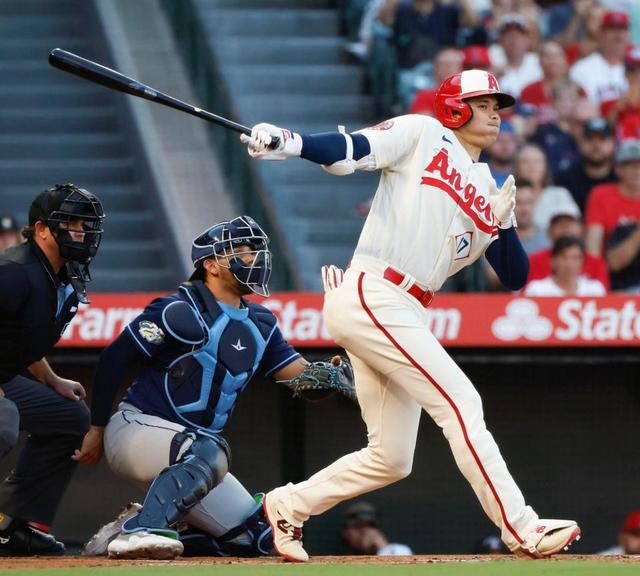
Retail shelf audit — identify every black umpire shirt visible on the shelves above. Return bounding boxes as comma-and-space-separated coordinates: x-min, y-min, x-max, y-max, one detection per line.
0, 242, 78, 384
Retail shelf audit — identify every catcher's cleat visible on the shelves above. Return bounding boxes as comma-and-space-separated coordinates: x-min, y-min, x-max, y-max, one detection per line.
514, 519, 581, 559
107, 529, 184, 560
263, 488, 308, 562
82, 502, 142, 556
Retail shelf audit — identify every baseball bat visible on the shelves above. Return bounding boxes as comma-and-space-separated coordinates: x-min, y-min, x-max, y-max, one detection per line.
48, 48, 279, 148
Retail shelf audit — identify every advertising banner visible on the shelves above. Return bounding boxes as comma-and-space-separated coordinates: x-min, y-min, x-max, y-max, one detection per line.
57, 293, 640, 348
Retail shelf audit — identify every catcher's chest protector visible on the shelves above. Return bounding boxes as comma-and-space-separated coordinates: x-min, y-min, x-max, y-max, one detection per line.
165, 284, 276, 432
124, 282, 277, 433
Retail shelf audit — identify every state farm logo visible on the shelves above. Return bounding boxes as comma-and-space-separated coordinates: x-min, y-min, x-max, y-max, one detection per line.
60, 304, 145, 342
492, 298, 640, 343
492, 299, 553, 341
262, 299, 331, 342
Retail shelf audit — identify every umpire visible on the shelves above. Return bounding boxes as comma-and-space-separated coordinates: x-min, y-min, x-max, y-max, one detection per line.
0, 183, 105, 556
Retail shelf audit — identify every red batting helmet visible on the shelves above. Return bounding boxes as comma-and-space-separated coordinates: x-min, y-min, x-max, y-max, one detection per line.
434, 70, 515, 129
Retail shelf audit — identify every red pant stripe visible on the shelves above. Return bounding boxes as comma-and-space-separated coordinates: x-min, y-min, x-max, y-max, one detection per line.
357, 272, 523, 545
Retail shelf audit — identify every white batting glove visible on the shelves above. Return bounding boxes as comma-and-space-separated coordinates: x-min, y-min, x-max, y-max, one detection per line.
321, 265, 344, 292
489, 174, 517, 229
239, 123, 302, 161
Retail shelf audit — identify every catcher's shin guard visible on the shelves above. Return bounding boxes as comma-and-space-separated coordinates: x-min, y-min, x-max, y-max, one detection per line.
137, 435, 230, 529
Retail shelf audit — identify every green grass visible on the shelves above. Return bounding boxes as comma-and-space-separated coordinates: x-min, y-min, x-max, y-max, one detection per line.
5, 562, 640, 576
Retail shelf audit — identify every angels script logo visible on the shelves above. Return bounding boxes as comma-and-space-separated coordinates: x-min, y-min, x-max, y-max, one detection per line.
422, 149, 494, 233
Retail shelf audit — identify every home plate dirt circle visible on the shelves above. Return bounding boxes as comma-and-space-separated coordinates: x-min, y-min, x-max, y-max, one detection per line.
2, 554, 639, 569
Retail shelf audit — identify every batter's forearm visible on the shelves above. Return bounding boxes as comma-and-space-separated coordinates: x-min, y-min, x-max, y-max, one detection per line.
485, 227, 529, 290
300, 132, 371, 165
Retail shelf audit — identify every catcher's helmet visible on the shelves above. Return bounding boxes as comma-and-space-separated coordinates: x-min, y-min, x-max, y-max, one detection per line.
29, 183, 105, 265
191, 215, 272, 297
434, 69, 515, 129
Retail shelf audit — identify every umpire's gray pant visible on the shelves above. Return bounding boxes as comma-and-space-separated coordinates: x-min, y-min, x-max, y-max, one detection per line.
0, 396, 19, 459
0, 375, 90, 525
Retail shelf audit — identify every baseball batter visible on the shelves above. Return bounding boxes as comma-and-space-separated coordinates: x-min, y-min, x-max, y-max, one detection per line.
241, 70, 581, 561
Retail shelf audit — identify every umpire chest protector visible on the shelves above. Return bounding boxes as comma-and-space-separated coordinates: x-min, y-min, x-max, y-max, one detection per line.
130, 281, 277, 432
0, 243, 78, 382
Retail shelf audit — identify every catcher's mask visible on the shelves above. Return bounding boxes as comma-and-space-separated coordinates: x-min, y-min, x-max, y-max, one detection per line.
29, 183, 105, 265
191, 215, 272, 297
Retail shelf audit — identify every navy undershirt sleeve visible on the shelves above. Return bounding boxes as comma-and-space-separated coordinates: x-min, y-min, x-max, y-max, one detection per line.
300, 132, 371, 165
485, 227, 529, 291
90, 331, 143, 427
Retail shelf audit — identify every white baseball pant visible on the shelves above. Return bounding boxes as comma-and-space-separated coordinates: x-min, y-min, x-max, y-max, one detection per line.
104, 403, 257, 538
275, 260, 539, 551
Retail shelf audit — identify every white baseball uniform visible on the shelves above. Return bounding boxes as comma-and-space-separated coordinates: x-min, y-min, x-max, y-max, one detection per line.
273, 114, 539, 551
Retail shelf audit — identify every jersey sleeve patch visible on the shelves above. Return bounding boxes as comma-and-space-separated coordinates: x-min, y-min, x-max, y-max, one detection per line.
367, 120, 394, 131
137, 320, 165, 344
126, 296, 177, 357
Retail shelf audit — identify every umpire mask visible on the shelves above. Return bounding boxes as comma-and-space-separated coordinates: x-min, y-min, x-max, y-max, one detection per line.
29, 183, 105, 265
191, 215, 272, 297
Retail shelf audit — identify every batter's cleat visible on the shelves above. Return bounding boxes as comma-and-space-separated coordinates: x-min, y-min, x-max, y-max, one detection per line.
107, 529, 184, 560
82, 502, 142, 556
0, 519, 65, 556
515, 519, 581, 559
263, 488, 308, 562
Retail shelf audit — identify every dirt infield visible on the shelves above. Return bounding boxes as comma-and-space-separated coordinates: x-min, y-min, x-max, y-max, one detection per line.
2, 554, 639, 569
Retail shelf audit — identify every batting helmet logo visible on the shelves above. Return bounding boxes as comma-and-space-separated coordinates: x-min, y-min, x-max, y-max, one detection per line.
434, 70, 515, 129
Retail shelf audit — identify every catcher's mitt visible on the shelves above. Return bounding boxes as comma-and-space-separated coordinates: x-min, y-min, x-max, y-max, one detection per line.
280, 356, 357, 403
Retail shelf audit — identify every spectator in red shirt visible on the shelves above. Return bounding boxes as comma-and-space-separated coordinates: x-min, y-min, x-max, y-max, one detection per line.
408, 47, 463, 115
603, 46, 640, 141
528, 202, 610, 290
586, 139, 640, 292
525, 236, 607, 296
520, 40, 573, 125
586, 139, 640, 250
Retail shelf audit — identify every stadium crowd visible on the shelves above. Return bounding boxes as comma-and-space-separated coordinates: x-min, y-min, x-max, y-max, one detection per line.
343, 0, 640, 294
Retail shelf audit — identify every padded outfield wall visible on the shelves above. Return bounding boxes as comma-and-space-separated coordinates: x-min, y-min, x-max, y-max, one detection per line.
1, 293, 638, 555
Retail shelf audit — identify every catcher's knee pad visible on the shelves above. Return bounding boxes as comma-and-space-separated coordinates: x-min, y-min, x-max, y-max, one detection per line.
180, 494, 273, 557
138, 434, 230, 529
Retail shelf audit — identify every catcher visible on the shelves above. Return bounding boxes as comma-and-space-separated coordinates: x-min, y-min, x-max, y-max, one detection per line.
73, 215, 355, 559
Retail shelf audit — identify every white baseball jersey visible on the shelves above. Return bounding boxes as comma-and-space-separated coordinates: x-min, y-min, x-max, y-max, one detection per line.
354, 114, 499, 291
263, 83, 578, 560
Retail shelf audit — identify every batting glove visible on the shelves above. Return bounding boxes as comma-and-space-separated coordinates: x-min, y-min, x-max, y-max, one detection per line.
321, 265, 345, 292
240, 123, 302, 161
489, 174, 517, 229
